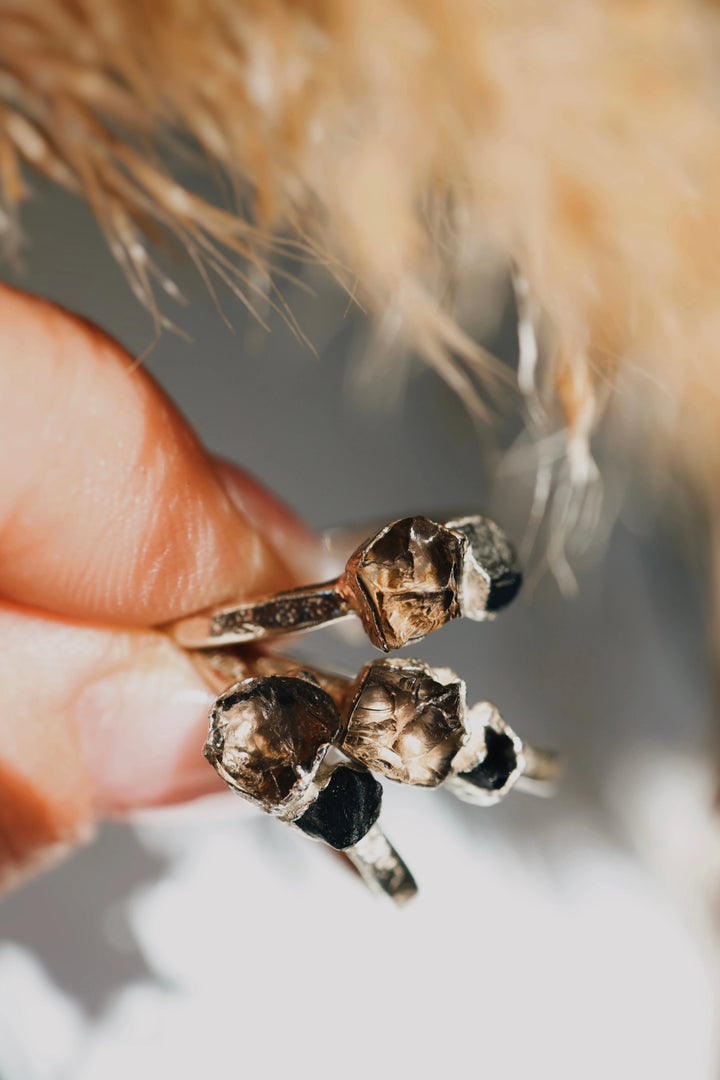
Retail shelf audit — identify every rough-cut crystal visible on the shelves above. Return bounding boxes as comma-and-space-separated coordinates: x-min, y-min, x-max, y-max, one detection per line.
295, 765, 382, 849
461, 726, 518, 791
446, 515, 522, 618
205, 676, 342, 809
344, 516, 463, 651
343, 658, 466, 786
447, 701, 524, 806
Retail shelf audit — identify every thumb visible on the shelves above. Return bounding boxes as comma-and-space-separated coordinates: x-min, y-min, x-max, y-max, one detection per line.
0, 602, 224, 893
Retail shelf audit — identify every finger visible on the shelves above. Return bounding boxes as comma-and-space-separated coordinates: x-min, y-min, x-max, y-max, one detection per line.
0, 284, 308, 624
0, 600, 224, 893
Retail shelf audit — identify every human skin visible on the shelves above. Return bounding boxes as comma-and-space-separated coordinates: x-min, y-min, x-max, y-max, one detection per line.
0, 283, 318, 894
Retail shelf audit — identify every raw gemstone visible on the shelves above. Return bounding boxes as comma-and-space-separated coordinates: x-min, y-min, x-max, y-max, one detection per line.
447, 515, 522, 618
461, 725, 518, 791
343, 658, 466, 786
205, 675, 342, 808
345, 516, 463, 651
295, 765, 382, 849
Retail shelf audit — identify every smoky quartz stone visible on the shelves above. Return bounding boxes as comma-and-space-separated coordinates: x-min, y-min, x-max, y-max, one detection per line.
205, 675, 343, 810
295, 765, 383, 849
342, 658, 466, 786
447, 515, 522, 617
343, 516, 463, 651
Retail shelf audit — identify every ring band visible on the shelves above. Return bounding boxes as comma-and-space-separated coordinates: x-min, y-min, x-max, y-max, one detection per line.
345, 824, 418, 905
169, 513, 522, 653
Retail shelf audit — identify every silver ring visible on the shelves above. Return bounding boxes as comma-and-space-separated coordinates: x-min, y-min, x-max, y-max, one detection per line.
192, 648, 560, 800
203, 668, 418, 905
169, 514, 522, 652
192, 647, 560, 901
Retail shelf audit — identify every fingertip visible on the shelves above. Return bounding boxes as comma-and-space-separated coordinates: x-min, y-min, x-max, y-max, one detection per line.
0, 605, 225, 892
0, 286, 300, 624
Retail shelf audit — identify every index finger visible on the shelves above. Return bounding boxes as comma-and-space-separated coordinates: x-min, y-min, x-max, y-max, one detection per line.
0, 284, 300, 625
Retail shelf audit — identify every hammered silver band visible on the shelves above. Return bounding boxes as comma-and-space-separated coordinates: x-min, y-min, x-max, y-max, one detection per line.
345, 825, 418, 905
170, 582, 351, 649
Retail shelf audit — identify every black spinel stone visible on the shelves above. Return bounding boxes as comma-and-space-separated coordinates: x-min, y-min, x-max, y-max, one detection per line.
485, 569, 523, 613
295, 767, 382, 850
463, 727, 517, 791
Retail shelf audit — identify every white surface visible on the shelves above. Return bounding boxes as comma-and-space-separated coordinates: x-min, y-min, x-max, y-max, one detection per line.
0, 762, 716, 1080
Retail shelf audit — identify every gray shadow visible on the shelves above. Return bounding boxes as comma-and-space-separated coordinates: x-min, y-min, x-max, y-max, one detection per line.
0, 824, 169, 1016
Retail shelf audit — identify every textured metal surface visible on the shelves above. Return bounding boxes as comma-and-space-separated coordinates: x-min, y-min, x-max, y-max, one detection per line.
345, 824, 418, 905
170, 513, 521, 651
188, 647, 352, 704
446, 515, 522, 618
446, 701, 558, 807
171, 585, 350, 648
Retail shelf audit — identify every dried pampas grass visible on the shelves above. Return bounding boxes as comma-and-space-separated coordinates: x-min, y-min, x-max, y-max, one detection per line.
1, 0, 720, 560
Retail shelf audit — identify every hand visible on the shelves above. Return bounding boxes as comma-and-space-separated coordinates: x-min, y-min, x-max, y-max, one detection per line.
0, 284, 316, 893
